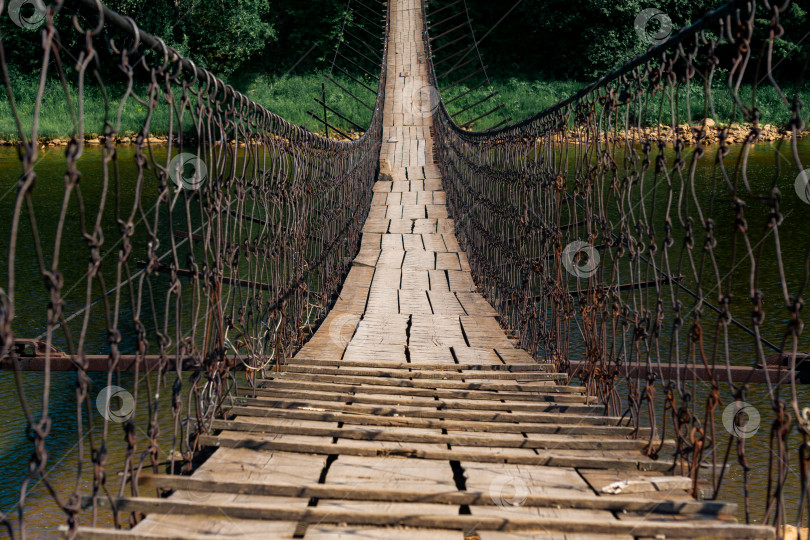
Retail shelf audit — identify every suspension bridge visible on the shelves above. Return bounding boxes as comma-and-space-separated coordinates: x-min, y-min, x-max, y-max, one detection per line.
0, 0, 807, 538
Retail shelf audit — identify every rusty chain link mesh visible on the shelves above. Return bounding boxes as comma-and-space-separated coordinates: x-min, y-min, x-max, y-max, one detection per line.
0, 0, 387, 535
3, 0, 810, 535
424, 0, 808, 531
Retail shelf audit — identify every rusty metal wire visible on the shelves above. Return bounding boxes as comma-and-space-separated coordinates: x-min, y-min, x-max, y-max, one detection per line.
0, 0, 388, 536
423, 0, 809, 532
424, 0, 511, 129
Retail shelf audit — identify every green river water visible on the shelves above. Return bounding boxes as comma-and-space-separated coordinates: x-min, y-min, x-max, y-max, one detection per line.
0, 140, 809, 536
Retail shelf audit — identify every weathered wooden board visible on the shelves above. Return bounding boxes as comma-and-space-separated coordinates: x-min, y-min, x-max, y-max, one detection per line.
198, 434, 670, 471
137, 474, 734, 515
247, 379, 597, 403
223, 406, 643, 437
88, 498, 775, 538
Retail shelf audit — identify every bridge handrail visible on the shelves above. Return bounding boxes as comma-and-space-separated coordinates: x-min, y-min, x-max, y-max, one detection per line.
0, 0, 391, 536
422, 0, 739, 137
61, 0, 387, 145
420, 0, 808, 531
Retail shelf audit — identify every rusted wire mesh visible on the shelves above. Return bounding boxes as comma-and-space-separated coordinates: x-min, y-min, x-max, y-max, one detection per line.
424, 0, 809, 530
0, 0, 387, 536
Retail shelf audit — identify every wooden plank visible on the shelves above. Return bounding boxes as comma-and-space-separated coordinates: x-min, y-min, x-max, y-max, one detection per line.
398, 288, 433, 314
400, 268, 430, 289
401, 192, 419, 206
137, 474, 735, 515
83, 497, 774, 538
402, 250, 435, 270
278, 365, 566, 381
367, 206, 388, 220
283, 359, 553, 371
64, 527, 298, 540
230, 396, 602, 422
455, 291, 499, 317
402, 234, 425, 251
578, 469, 694, 499
435, 252, 461, 270
199, 434, 670, 471
402, 204, 426, 220
413, 218, 437, 233
428, 269, 451, 291
426, 290, 466, 316
252, 378, 597, 403
261, 372, 586, 393
304, 526, 457, 539
422, 234, 447, 252
225, 406, 648, 437
464, 461, 627, 527
409, 314, 467, 347
343, 343, 407, 362
372, 181, 393, 192
240, 387, 593, 412
210, 419, 650, 451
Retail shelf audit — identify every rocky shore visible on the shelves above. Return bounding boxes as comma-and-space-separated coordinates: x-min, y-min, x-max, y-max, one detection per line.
2, 120, 807, 147
1, 130, 366, 147
0, 134, 172, 147
614, 118, 808, 145
548, 119, 809, 146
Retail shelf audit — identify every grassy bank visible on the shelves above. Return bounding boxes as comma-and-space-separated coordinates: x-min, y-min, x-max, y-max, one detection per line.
2, 69, 808, 141
457, 78, 810, 131
0, 70, 378, 142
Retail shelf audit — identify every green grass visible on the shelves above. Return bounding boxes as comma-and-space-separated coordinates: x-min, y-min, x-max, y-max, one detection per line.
0, 70, 379, 141
453, 77, 810, 131
444, 79, 586, 130
2, 68, 808, 140
241, 73, 377, 136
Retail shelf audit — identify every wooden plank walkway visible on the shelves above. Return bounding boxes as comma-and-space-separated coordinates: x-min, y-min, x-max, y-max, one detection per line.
74, 0, 773, 538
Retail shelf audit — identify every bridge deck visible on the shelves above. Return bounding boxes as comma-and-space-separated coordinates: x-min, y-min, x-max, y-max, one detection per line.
78, 0, 772, 538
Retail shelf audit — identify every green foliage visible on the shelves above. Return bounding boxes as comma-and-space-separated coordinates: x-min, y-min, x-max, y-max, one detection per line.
3, 0, 805, 136
243, 72, 377, 134
440, 79, 586, 130
458, 0, 809, 80
0, 68, 376, 140
105, 0, 275, 76
263, 0, 350, 69
0, 0, 385, 139
441, 76, 810, 130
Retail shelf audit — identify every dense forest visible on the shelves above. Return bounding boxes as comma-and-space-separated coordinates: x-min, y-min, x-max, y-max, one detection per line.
4, 0, 807, 82
464, 0, 808, 79
1, 0, 808, 134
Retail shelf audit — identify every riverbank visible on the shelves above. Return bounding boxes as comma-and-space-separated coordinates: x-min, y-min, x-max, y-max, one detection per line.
2, 72, 808, 142
4, 130, 367, 148
0, 71, 376, 143
617, 118, 809, 145
543, 119, 810, 146
457, 78, 810, 132
11, 122, 807, 148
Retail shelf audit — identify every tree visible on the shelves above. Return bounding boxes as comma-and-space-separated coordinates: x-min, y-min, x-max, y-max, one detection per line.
106, 0, 276, 76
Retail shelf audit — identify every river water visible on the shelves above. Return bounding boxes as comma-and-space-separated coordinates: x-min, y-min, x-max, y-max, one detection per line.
0, 140, 809, 536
